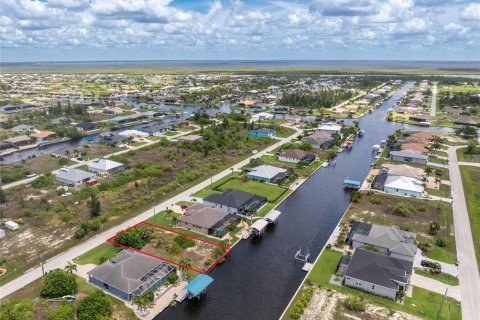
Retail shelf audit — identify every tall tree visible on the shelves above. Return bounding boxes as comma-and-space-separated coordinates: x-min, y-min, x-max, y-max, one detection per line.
87, 193, 101, 217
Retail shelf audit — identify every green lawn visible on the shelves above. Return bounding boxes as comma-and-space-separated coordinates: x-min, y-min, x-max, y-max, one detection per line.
459, 165, 480, 270
257, 189, 292, 217
216, 178, 288, 202
283, 249, 461, 320
457, 147, 480, 163
425, 183, 451, 198
428, 157, 448, 165
74, 243, 119, 265
192, 173, 237, 198
415, 269, 459, 286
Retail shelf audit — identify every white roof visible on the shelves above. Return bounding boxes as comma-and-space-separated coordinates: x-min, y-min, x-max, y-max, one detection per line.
117, 129, 149, 137
248, 165, 287, 179
250, 219, 269, 232
384, 176, 424, 193
88, 159, 124, 171
56, 168, 96, 182
317, 124, 342, 132
252, 112, 274, 120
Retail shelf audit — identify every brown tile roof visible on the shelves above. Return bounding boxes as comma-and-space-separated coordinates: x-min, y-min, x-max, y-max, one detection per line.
400, 143, 428, 154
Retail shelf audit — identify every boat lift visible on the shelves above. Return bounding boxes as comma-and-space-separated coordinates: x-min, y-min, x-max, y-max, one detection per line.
294, 247, 310, 263
263, 209, 281, 224
343, 179, 361, 190
249, 219, 269, 238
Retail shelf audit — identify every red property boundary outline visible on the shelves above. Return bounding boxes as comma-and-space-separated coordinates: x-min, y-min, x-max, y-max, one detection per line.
106, 221, 231, 274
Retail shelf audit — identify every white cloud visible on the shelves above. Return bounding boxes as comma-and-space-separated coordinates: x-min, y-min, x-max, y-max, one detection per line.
462, 3, 480, 21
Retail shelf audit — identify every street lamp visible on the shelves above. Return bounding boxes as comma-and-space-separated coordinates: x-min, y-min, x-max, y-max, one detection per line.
40, 262, 45, 276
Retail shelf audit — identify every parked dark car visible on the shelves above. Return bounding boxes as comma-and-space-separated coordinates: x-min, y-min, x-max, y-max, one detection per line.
421, 260, 441, 270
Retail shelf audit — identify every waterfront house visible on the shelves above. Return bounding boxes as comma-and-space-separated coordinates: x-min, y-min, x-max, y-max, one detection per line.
11, 124, 36, 133
389, 150, 428, 164
251, 112, 274, 122
247, 165, 288, 184
453, 116, 478, 126
140, 123, 173, 137
383, 175, 424, 198
177, 203, 239, 237
117, 129, 149, 138
347, 222, 417, 262
99, 134, 128, 146
248, 128, 276, 138
203, 189, 267, 215
56, 168, 96, 186
342, 249, 412, 300
5, 135, 33, 147
317, 123, 342, 136
31, 131, 59, 143
88, 159, 125, 176
88, 250, 176, 301
76, 122, 98, 132
380, 164, 425, 180
302, 131, 334, 149
400, 143, 428, 154
278, 148, 317, 164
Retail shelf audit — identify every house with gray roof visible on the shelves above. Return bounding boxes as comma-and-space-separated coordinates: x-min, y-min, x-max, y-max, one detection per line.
11, 124, 36, 133
389, 150, 428, 165
55, 168, 96, 186
177, 203, 239, 237
88, 250, 176, 301
348, 222, 417, 261
203, 189, 267, 216
247, 165, 288, 184
343, 249, 413, 300
88, 159, 125, 176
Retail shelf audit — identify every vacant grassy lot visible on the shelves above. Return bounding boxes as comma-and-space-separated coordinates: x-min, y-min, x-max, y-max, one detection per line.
217, 178, 288, 202
344, 192, 456, 263
283, 249, 461, 320
137, 227, 225, 273
0, 125, 273, 284
459, 165, 480, 270
457, 147, 480, 163
0, 155, 73, 183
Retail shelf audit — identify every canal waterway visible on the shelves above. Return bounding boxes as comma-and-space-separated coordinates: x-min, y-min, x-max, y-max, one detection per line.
156, 81, 450, 320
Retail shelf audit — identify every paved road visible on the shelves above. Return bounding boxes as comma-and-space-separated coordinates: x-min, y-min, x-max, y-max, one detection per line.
458, 161, 480, 167
447, 145, 480, 320
0, 127, 302, 300
430, 82, 437, 117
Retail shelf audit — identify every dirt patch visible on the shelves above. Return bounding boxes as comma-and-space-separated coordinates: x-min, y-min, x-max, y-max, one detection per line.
301, 287, 421, 320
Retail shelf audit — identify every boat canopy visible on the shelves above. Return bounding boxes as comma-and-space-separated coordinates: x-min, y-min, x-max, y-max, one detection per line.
343, 179, 361, 186
184, 274, 214, 297
263, 210, 281, 223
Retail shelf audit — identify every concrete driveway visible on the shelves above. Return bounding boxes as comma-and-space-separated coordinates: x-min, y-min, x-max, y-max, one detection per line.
413, 251, 458, 277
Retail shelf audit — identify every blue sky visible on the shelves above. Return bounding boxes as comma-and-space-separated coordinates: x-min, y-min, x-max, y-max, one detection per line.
0, 0, 479, 62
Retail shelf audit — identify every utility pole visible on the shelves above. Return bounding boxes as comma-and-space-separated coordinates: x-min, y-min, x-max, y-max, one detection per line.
436, 288, 448, 320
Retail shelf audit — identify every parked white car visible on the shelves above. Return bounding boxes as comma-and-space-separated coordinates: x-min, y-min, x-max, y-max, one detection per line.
26, 173, 37, 178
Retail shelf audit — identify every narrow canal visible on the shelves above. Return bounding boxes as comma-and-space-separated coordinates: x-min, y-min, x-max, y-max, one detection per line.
157, 82, 451, 320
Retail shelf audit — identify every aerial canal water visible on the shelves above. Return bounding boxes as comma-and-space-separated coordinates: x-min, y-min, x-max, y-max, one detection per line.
157, 82, 454, 320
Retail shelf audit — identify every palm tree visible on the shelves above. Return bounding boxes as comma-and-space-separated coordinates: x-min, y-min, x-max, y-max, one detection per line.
178, 259, 192, 280
425, 166, 433, 177
64, 261, 77, 274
